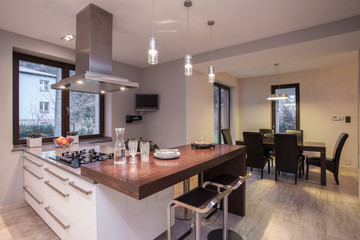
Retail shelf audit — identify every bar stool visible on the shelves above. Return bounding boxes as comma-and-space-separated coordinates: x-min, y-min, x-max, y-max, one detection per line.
167, 186, 232, 240
203, 173, 252, 240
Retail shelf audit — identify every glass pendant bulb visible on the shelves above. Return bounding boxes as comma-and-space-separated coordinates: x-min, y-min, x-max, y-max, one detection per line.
208, 65, 215, 83
184, 55, 193, 76
148, 38, 158, 65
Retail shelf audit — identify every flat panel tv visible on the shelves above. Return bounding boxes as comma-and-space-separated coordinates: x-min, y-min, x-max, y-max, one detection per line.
135, 94, 158, 111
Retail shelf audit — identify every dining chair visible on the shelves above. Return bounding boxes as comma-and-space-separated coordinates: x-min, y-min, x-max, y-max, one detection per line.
259, 129, 274, 166
243, 132, 271, 179
221, 129, 233, 145
285, 129, 305, 175
306, 133, 348, 185
274, 133, 304, 184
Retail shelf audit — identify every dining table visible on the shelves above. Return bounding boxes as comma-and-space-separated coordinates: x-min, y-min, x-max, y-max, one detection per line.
236, 139, 327, 186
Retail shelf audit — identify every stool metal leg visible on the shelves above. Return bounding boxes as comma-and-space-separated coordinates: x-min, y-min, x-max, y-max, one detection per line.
167, 202, 174, 240
223, 195, 228, 240
195, 212, 202, 240
208, 195, 243, 240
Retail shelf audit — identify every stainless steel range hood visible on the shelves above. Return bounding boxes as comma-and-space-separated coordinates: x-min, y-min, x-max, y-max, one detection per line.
51, 4, 139, 93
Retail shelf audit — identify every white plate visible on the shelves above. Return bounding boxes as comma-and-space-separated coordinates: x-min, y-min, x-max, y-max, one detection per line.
154, 151, 181, 160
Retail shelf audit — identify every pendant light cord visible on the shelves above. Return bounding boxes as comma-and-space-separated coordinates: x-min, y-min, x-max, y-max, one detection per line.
187, 7, 190, 55
152, 0, 155, 37
210, 25, 213, 63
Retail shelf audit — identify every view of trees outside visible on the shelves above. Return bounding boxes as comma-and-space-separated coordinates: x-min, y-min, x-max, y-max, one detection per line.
18, 63, 100, 139
214, 85, 230, 143
214, 86, 219, 143
19, 61, 62, 138
69, 70, 100, 135
275, 88, 296, 133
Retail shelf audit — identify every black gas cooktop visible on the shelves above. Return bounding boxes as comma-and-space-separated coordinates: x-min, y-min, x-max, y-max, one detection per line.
49, 149, 114, 168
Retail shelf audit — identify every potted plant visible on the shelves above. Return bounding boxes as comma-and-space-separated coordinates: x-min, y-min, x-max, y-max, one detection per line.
66, 131, 79, 144
26, 133, 43, 148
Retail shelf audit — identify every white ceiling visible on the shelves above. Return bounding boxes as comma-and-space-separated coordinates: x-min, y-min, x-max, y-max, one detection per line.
1, 0, 360, 75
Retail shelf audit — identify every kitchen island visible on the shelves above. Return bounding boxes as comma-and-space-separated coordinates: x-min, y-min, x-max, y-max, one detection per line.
21, 143, 247, 240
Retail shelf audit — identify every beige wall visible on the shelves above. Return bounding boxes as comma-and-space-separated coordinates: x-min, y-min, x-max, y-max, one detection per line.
0, 29, 142, 207
239, 64, 359, 168
185, 71, 241, 144
140, 60, 187, 148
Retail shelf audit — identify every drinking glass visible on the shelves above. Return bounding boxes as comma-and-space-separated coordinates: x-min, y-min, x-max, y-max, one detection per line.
140, 140, 150, 161
128, 138, 138, 163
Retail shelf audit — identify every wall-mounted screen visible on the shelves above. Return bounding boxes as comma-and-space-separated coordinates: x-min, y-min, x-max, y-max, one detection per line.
135, 94, 158, 111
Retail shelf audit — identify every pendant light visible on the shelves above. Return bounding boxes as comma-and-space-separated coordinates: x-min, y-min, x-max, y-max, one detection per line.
184, 0, 193, 76
267, 63, 288, 100
208, 20, 215, 83
148, 0, 158, 65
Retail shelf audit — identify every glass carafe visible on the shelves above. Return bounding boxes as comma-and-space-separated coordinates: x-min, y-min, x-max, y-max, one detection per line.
114, 128, 126, 164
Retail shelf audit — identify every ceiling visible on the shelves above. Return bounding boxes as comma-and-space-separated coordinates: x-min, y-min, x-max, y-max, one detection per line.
1, 0, 360, 76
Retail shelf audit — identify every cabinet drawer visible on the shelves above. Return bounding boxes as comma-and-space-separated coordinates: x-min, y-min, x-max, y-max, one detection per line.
44, 166, 70, 184
45, 179, 72, 219
45, 205, 72, 240
24, 155, 44, 170
24, 166, 45, 196
24, 186, 45, 219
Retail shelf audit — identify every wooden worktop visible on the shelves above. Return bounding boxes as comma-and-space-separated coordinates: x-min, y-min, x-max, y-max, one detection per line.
81, 144, 246, 200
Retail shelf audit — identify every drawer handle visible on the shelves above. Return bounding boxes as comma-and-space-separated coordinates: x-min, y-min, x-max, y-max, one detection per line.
69, 181, 92, 195
44, 168, 68, 182
24, 156, 43, 168
45, 207, 70, 230
23, 186, 44, 205
23, 166, 43, 180
44, 180, 69, 198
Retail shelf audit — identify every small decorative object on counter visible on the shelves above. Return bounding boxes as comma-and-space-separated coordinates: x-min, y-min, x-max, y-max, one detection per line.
66, 131, 79, 144
114, 128, 126, 164
26, 133, 43, 148
54, 136, 73, 148
191, 141, 215, 149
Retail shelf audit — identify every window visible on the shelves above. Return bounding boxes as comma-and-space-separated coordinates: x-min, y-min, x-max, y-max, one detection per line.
13, 53, 104, 144
39, 102, 49, 113
214, 83, 230, 143
271, 83, 300, 133
39, 80, 50, 91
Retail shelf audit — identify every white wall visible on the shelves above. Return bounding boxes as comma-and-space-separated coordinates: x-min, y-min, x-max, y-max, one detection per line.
239, 64, 359, 168
139, 60, 187, 148
0, 29, 142, 207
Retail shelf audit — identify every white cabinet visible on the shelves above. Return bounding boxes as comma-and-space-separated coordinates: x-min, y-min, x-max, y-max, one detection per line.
23, 153, 97, 240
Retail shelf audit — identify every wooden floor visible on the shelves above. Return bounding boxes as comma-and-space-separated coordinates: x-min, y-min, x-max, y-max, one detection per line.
1, 165, 359, 240
0, 202, 58, 240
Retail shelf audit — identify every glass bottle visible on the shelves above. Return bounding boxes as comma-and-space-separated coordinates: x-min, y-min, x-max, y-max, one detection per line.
114, 128, 126, 164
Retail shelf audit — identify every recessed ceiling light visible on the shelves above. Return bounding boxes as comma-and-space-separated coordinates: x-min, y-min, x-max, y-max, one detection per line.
76, 80, 83, 84
100, 90, 106, 94
61, 33, 76, 41
59, 86, 65, 89
120, 86, 127, 91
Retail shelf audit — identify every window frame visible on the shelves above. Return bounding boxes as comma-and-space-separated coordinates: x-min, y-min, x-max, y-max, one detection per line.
39, 79, 50, 92
13, 52, 104, 145
214, 82, 231, 144
271, 83, 300, 131
39, 101, 50, 113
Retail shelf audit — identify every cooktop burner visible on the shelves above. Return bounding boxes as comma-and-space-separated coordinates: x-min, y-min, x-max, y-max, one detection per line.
49, 149, 114, 168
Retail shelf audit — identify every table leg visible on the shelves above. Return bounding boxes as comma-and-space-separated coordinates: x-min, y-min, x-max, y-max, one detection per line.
320, 151, 326, 186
